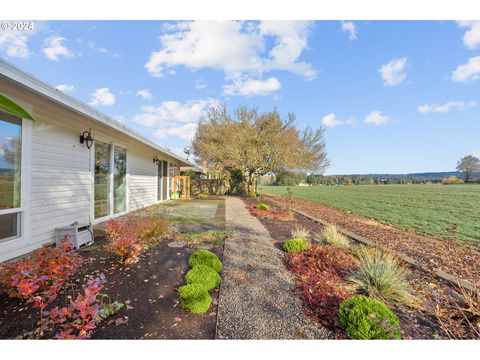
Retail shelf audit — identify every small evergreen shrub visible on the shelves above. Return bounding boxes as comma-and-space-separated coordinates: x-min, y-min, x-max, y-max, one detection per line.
255, 202, 270, 211
338, 295, 401, 339
315, 224, 350, 247
178, 283, 212, 314
290, 226, 310, 240
189, 250, 222, 273
283, 238, 308, 253
186, 265, 221, 290
348, 247, 414, 305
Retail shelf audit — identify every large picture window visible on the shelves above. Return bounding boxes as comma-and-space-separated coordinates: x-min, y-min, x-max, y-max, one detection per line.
0, 113, 22, 242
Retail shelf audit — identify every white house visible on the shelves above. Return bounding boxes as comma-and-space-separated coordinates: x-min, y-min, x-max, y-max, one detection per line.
0, 59, 194, 262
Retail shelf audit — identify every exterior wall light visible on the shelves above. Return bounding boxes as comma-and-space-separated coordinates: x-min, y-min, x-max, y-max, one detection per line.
153, 155, 160, 165
80, 130, 94, 149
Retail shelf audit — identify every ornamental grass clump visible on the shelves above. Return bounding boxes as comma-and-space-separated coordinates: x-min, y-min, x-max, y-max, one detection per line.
188, 250, 222, 273
255, 202, 270, 211
338, 295, 401, 339
178, 283, 212, 314
315, 224, 350, 247
283, 238, 308, 254
348, 247, 414, 305
290, 226, 310, 241
186, 265, 221, 291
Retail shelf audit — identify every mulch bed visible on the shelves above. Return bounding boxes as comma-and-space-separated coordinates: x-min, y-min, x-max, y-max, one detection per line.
265, 194, 480, 285
242, 197, 447, 339
0, 236, 223, 339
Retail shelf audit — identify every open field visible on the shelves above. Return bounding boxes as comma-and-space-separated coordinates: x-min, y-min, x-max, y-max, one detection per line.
263, 184, 480, 243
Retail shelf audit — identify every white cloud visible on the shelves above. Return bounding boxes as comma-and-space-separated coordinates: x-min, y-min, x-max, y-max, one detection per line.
364, 111, 390, 125
379, 57, 407, 86
55, 84, 75, 94
341, 21, 357, 40
0, 30, 32, 58
136, 89, 152, 100
418, 100, 477, 114
154, 123, 198, 141
134, 98, 219, 143
451, 56, 480, 83
42, 36, 74, 61
457, 21, 480, 50
82, 40, 121, 57
89, 88, 116, 106
195, 79, 207, 89
222, 77, 281, 96
321, 113, 355, 128
145, 21, 315, 94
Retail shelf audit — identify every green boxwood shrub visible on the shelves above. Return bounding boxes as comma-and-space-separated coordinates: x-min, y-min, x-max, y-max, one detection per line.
189, 250, 222, 273
338, 295, 401, 339
178, 283, 212, 314
255, 202, 270, 211
186, 264, 221, 290
283, 238, 308, 253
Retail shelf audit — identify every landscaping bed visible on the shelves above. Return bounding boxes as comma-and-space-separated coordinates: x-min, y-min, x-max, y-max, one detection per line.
0, 235, 223, 339
264, 194, 480, 285
243, 197, 478, 339
0, 200, 228, 340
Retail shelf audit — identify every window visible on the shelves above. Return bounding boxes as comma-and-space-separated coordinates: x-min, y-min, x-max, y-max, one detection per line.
0, 113, 22, 242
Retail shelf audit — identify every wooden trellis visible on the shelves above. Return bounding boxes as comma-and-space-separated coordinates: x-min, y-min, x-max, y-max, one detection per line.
170, 176, 191, 200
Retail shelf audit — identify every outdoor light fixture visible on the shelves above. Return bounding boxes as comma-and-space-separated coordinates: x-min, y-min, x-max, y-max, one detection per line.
153, 155, 160, 165
79, 130, 94, 149
184, 146, 192, 160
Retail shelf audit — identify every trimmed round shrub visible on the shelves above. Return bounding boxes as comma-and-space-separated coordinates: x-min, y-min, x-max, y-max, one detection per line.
283, 238, 308, 254
255, 202, 270, 211
186, 264, 221, 290
338, 295, 401, 339
178, 283, 212, 314
189, 250, 222, 273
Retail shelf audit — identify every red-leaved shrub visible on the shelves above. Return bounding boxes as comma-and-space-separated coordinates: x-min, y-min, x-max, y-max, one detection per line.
48, 274, 106, 339
105, 217, 171, 263
286, 244, 359, 333
0, 241, 83, 308
248, 205, 293, 221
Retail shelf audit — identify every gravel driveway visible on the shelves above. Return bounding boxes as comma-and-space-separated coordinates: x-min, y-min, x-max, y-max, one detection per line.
216, 197, 331, 339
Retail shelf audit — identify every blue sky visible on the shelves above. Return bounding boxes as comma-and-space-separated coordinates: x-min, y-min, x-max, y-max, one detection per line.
1, 20, 479, 174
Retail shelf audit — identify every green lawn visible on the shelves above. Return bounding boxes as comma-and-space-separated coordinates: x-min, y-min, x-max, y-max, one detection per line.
263, 184, 480, 243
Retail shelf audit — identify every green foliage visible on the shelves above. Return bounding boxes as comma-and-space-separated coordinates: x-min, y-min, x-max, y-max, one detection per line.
283, 238, 308, 254
186, 265, 221, 290
189, 250, 222, 273
263, 184, 480, 243
176, 230, 231, 247
290, 226, 310, 240
197, 193, 208, 199
338, 295, 401, 339
0, 93, 34, 120
315, 224, 350, 247
348, 247, 414, 305
255, 202, 270, 210
178, 283, 212, 314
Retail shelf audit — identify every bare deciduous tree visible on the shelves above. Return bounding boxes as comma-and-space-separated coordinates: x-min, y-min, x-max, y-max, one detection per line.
192, 105, 329, 197
456, 155, 480, 183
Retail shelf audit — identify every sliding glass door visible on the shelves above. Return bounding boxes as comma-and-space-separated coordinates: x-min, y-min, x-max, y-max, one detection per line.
94, 141, 127, 219
94, 141, 111, 219
114, 147, 127, 213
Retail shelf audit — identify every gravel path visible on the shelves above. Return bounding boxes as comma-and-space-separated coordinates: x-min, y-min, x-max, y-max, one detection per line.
216, 197, 331, 339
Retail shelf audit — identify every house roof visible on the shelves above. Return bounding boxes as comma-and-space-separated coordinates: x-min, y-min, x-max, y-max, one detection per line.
0, 58, 194, 167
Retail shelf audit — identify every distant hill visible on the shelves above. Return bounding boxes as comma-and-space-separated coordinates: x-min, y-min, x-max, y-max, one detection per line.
338, 171, 464, 179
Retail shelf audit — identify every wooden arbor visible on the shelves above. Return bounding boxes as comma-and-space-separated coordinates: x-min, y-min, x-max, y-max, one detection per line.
170, 176, 191, 200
